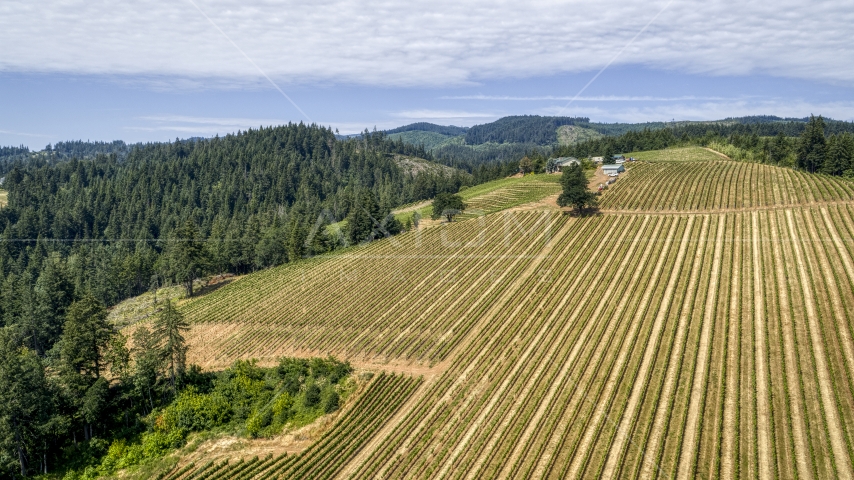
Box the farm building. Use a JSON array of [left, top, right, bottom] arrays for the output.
[[590, 156, 604, 164], [612, 154, 625, 161], [602, 164, 625, 175], [553, 157, 579, 168]]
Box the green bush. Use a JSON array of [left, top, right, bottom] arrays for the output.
[[160, 387, 232, 432], [324, 391, 340, 413], [62, 356, 353, 478], [304, 383, 321, 407]]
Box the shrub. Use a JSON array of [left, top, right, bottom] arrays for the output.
[[304, 383, 322, 407], [324, 391, 340, 413], [160, 388, 232, 432]]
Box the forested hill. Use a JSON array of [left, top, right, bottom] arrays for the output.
[[463, 116, 589, 144], [379, 114, 854, 166], [384, 122, 468, 136], [0, 124, 476, 337], [0, 140, 131, 177]]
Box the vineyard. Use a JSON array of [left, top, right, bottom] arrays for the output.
[[599, 160, 854, 211], [177, 153, 854, 478], [157, 373, 422, 480], [393, 174, 561, 223], [456, 176, 561, 219], [183, 210, 560, 367]]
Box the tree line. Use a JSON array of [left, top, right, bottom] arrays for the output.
[[0, 293, 191, 477], [553, 115, 854, 177], [0, 124, 480, 315]]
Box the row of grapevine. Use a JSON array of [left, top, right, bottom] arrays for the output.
[[182, 210, 564, 368], [456, 179, 562, 220], [341, 207, 854, 479], [276, 373, 422, 479], [599, 160, 854, 211]]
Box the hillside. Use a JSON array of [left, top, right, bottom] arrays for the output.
[[392, 174, 561, 224], [383, 115, 854, 167], [557, 124, 604, 145], [391, 154, 459, 176], [173, 147, 854, 478], [386, 131, 460, 150]]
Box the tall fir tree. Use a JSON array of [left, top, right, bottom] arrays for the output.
[[797, 115, 826, 173], [153, 300, 189, 395]]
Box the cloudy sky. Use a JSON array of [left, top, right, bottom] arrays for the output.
[[1, 0, 853, 147]]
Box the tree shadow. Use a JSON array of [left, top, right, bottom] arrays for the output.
[[562, 206, 602, 217], [193, 274, 239, 297]]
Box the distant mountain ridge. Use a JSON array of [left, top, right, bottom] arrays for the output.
[[382, 114, 854, 148], [384, 122, 469, 136]]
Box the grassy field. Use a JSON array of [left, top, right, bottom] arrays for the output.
[[175, 153, 854, 478], [0, 189, 7, 207], [394, 174, 561, 223], [625, 146, 726, 162]]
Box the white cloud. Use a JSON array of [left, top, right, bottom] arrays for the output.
[[440, 95, 732, 102], [540, 99, 854, 124], [0, 129, 52, 138], [2, 0, 854, 88], [138, 115, 288, 126], [393, 110, 497, 119], [126, 115, 294, 136]]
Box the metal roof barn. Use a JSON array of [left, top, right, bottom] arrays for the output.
[[602, 164, 625, 174]]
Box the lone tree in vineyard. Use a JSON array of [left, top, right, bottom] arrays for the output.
[[557, 164, 597, 215], [431, 193, 466, 222]]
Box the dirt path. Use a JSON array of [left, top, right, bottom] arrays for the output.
[[589, 166, 610, 190], [190, 343, 445, 378], [600, 217, 694, 479], [752, 211, 775, 480], [784, 209, 854, 478], [504, 193, 561, 214], [704, 147, 732, 160], [769, 211, 815, 479], [392, 199, 432, 215], [637, 216, 710, 479], [676, 215, 726, 478]]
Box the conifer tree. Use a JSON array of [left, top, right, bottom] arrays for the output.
[[797, 115, 826, 173], [153, 300, 189, 395], [0, 330, 50, 477], [170, 219, 208, 297], [557, 164, 597, 215]]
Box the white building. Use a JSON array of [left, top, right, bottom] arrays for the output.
[[553, 157, 579, 168], [602, 164, 625, 175]]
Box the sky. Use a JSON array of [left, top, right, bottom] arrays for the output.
[[1, 0, 853, 148]]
